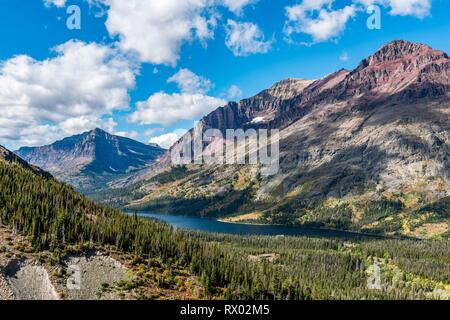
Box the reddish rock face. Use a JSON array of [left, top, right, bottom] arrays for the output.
[[338, 40, 450, 100], [170, 40, 450, 154]]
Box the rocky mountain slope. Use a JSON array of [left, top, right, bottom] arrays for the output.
[[15, 128, 165, 192], [99, 40, 450, 239], [0, 145, 52, 179]]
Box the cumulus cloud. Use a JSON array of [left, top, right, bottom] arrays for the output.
[[59, 116, 117, 136], [43, 0, 268, 64], [168, 69, 213, 94], [0, 40, 135, 149], [225, 20, 272, 56], [97, 0, 217, 65], [131, 68, 225, 126], [222, 0, 257, 15], [283, 0, 431, 45], [148, 129, 188, 149], [388, 0, 431, 17], [144, 127, 165, 137], [91, 0, 257, 66], [284, 1, 357, 44], [129, 92, 226, 126], [355, 0, 431, 18]]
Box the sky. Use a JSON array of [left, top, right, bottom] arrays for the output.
[[0, 0, 449, 150]]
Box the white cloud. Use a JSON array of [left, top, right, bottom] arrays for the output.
[[168, 69, 213, 94], [129, 92, 226, 126], [284, 1, 357, 44], [59, 116, 117, 136], [148, 129, 188, 149], [44, 0, 66, 7], [222, 0, 257, 15], [225, 19, 272, 56], [0, 40, 135, 149], [90, 0, 260, 65], [283, 0, 431, 45], [98, 0, 217, 65], [227, 85, 243, 99], [389, 0, 431, 17], [354, 0, 431, 18], [131, 68, 224, 126]]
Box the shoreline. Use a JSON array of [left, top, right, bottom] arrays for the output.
[[216, 217, 396, 239], [136, 212, 406, 240]]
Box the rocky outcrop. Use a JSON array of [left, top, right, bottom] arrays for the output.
[[336, 40, 450, 101], [200, 78, 314, 131], [3, 259, 59, 300]]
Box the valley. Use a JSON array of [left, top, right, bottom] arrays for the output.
[[1, 40, 450, 301], [0, 142, 449, 300], [85, 41, 450, 240]]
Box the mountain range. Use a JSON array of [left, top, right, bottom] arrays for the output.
[[97, 40, 450, 239], [12, 40, 450, 239], [15, 128, 165, 192]]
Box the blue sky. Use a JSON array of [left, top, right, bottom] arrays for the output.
[[0, 0, 449, 149]]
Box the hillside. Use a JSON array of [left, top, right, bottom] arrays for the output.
[[15, 128, 166, 192], [0, 145, 52, 179], [104, 41, 450, 239], [1, 144, 449, 300]]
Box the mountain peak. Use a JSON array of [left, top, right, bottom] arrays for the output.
[[15, 130, 166, 191], [87, 127, 110, 137], [91, 127, 107, 134], [266, 78, 314, 100], [360, 40, 448, 68], [338, 40, 450, 101]]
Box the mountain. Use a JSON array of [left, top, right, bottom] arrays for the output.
[[169, 41, 449, 142], [15, 128, 166, 192], [101, 40, 450, 239], [0, 145, 52, 179]]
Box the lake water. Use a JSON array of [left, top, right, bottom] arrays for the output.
[[136, 212, 383, 239]]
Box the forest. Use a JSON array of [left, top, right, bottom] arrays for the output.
[[0, 158, 449, 300]]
